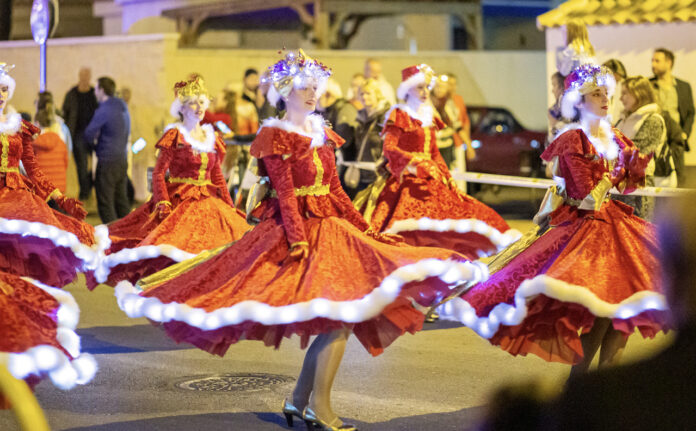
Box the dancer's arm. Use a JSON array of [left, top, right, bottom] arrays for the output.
[[211, 137, 234, 206], [263, 155, 308, 249], [151, 130, 177, 217]]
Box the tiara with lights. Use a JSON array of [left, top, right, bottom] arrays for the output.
[[263, 49, 331, 101], [564, 64, 615, 95]]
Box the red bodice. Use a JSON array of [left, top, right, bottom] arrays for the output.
[[382, 108, 448, 179], [151, 126, 232, 206], [250, 125, 369, 246], [542, 128, 647, 202], [0, 117, 59, 200]]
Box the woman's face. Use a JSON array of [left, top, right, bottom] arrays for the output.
[[351, 76, 365, 96], [0, 84, 9, 112], [579, 87, 609, 118], [285, 80, 319, 114], [181, 95, 207, 122], [359, 86, 378, 110], [432, 80, 449, 99], [406, 82, 429, 104], [620, 87, 638, 114]]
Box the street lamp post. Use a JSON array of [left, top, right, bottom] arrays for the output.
[[30, 0, 50, 92]]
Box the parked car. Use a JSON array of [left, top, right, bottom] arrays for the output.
[[465, 106, 545, 177]]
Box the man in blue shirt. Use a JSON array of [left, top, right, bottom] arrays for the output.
[[83, 76, 131, 223]]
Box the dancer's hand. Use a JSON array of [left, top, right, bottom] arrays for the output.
[[156, 202, 172, 220], [56, 196, 87, 220], [286, 242, 309, 262], [416, 160, 442, 182], [364, 228, 404, 245]]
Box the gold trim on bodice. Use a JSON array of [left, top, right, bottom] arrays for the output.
[[271, 148, 330, 198], [0, 134, 19, 174], [166, 152, 213, 186], [410, 126, 432, 160]]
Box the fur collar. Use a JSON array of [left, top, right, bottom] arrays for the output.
[[384, 103, 434, 128], [260, 114, 327, 148], [0, 112, 22, 134], [557, 119, 619, 161], [174, 123, 216, 153]]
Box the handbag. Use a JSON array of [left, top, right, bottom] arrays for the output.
[[344, 118, 378, 189]]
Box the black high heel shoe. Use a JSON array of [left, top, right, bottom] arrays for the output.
[[282, 398, 304, 427], [302, 406, 358, 431]]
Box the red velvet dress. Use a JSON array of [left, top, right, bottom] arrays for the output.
[[361, 107, 516, 259], [0, 270, 97, 408], [91, 124, 250, 288], [439, 128, 668, 364], [0, 114, 95, 287], [114, 118, 477, 357]]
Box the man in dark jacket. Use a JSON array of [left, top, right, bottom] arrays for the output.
[[83, 76, 131, 223], [650, 48, 695, 187], [62, 67, 99, 200]]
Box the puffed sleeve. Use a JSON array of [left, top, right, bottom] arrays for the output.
[[543, 129, 613, 210], [18, 120, 60, 200], [210, 136, 234, 205], [263, 155, 307, 247], [381, 109, 416, 178], [151, 128, 180, 207]]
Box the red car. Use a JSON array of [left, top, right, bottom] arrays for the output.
[[465, 106, 545, 177]]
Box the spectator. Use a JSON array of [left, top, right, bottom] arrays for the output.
[[316, 77, 358, 151], [364, 58, 396, 104], [431, 74, 474, 168], [614, 76, 665, 219], [603, 58, 627, 124], [345, 72, 366, 110], [547, 72, 568, 142], [83, 76, 131, 223], [444, 73, 472, 148], [341, 78, 390, 197], [241, 68, 261, 111], [62, 67, 98, 201], [650, 47, 695, 187], [33, 92, 69, 196], [556, 18, 595, 76]]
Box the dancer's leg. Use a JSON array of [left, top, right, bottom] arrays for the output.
[[307, 328, 350, 423], [597, 326, 628, 368], [291, 333, 327, 408], [569, 318, 611, 377]]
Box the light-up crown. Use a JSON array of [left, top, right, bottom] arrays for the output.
[[0, 63, 15, 76], [173, 75, 209, 99], [564, 63, 615, 95], [263, 49, 331, 100]]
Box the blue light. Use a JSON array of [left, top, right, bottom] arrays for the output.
[[530, 140, 540, 149], [471, 140, 482, 149]]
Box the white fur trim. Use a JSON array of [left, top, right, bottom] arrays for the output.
[[554, 120, 619, 160], [0, 112, 21, 134], [385, 218, 522, 258], [0, 217, 98, 269], [397, 71, 434, 101], [114, 259, 488, 329], [93, 242, 196, 284], [383, 104, 434, 129], [1, 278, 98, 389], [437, 274, 667, 339], [172, 123, 216, 153], [259, 114, 328, 148]]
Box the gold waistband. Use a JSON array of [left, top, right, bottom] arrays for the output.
[[0, 167, 19, 173], [269, 183, 330, 198], [167, 177, 213, 186]]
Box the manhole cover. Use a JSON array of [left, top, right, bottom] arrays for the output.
[[175, 373, 295, 392]]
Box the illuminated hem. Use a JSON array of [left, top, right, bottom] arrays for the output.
[[1, 279, 97, 390], [384, 217, 522, 258], [437, 274, 668, 339], [94, 242, 196, 284], [114, 259, 489, 330], [0, 217, 97, 267]]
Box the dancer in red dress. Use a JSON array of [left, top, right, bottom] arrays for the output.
[[115, 51, 483, 430], [0, 63, 94, 288], [438, 65, 668, 374], [0, 270, 97, 408], [90, 77, 250, 288], [356, 64, 519, 260]]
